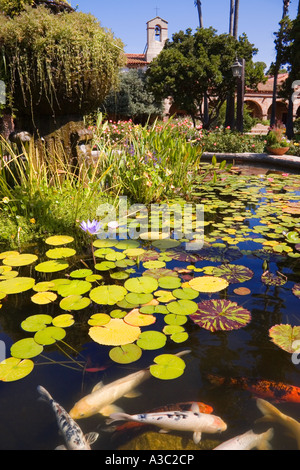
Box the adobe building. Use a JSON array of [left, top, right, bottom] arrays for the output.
[[125, 17, 300, 125]]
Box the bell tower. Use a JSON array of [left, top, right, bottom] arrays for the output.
[[145, 16, 168, 63]]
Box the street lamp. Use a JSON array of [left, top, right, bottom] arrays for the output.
[[231, 58, 245, 132]]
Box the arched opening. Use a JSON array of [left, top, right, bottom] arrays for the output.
[[155, 25, 162, 42], [267, 101, 288, 125], [244, 100, 263, 120]]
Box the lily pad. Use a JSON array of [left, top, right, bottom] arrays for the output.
[[21, 314, 53, 332], [45, 235, 74, 246], [125, 276, 158, 294], [3, 253, 38, 267], [167, 299, 198, 316], [0, 277, 35, 294], [0, 357, 34, 382], [143, 268, 179, 279], [292, 284, 300, 299], [69, 269, 93, 279], [89, 318, 141, 346], [52, 314, 75, 328], [212, 264, 254, 284], [59, 295, 91, 311], [34, 326, 66, 345], [164, 314, 188, 326], [33, 281, 56, 292], [87, 313, 112, 326], [45, 248, 76, 259], [95, 261, 116, 271], [90, 285, 127, 305], [149, 354, 186, 380], [124, 308, 156, 327], [31, 291, 57, 305], [188, 276, 229, 293], [109, 344, 142, 364], [269, 324, 300, 353], [35, 260, 69, 273], [157, 276, 182, 289], [172, 288, 199, 300], [125, 292, 154, 305], [10, 338, 43, 359], [261, 271, 287, 286], [137, 330, 167, 350], [190, 299, 251, 332], [57, 280, 92, 297]]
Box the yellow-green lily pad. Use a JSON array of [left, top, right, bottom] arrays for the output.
[[90, 285, 127, 305], [59, 295, 91, 311], [35, 260, 69, 273], [137, 330, 167, 350], [52, 314, 75, 328], [109, 344, 142, 364], [3, 253, 38, 267], [149, 354, 186, 380], [45, 235, 74, 246], [21, 314, 53, 332], [57, 280, 92, 297], [31, 291, 57, 305], [125, 276, 158, 294], [45, 247, 76, 259], [0, 357, 34, 382], [10, 338, 43, 359], [0, 277, 35, 294], [34, 326, 66, 345]]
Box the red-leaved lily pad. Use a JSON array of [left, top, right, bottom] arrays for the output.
[[190, 299, 251, 332]]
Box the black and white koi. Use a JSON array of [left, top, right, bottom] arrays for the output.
[[108, 402, 227, 444], [37, 385, 99, 450]]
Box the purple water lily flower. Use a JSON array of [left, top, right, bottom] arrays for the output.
[[80, 219, 102, 236]]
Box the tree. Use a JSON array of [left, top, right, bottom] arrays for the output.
[[100, 69, 163, 123], [146, 27, 265, 128], [194, 0, 203, 28], [270, 1, 291, 127]]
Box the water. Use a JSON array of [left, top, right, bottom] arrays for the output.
[[0, 167, 300, 451]]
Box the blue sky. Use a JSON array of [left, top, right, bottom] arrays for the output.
[[74, 0, 299, 69]]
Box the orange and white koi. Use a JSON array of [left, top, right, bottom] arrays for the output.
[[108, 402, 227, 444], [37, 385, 99, 450], [207, 374, 300, 403]]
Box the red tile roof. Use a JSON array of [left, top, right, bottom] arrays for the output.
[[125, 54, 149, 67]]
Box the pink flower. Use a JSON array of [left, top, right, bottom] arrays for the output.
[[282, 173, 289, 177]]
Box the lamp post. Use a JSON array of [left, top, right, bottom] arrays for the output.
[[231, 58, 245, 132]]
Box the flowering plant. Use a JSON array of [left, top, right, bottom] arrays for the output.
[[266, 124, 290, 149]]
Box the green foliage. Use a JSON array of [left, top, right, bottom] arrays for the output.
[[0, 0, 33, 16], [146, 27, 266, 128], [0, 5, 125, 116], [266, 123, 290, 149], [101, 69, 163, 123]]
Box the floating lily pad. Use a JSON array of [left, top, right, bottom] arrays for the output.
[[90, 285, 127, 305], [10, 338, 43, 359], [88, 313, 111, 326], [0, 357, 34, 382], [188, 276, 229, 293], [3, 253, 38, 267], [172, 287, 199, 300], [152, 239, 181, 250], [89, 318, 141, 346], [105, 252, 126, 262], [137, 330, 167, 350], [233, 287, 251, 296], [93, 239, 118, 248], [57, 280, 92, 297], [0, 277, 35, 294], [109, 344, 142, 364], [143, 260, 166, 269], [164, 314, 188, 326], [21, 314, 53, 332], [157, 276, 182, 289], [124, 308, 156, 327], [69, 269, 93, 279], [34, 326, 66, 345], [35, 260, 69, 273], [149, 354, 186, 380], [198, 245, 242, 262], [261, 271, 287, 286], [45, 248, 76, 259], [59, 295, 91, 311], [154, 290, 176, 303], [95, 261, 116, 271], [110, 271, 130, 280], [143, 268, 178, 279], [269, 324, 300, 353], [123, 248, 145, 258], [45, 235, 74, 246], [190, 299, 251, 332], [31, 291, 57, 305], [167, 299, 198, 316], [52, 314, 75, 328], [125, 292, 154, 305], [125, 276, 158, 294], [33, 281, 56, 292], [286, 231, 300, 244], [292, 284, 300, 299], [212, 264, 254, 284]]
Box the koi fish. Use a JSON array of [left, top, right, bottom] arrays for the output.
[[213, 428, 274, 450], [37, 385, 99, 450], [207, 374, 300, 403], [108, 402, 227, 444], [111, 401, 214, 436], [256, 398, 300, 449], [69, 350, 191, 420]]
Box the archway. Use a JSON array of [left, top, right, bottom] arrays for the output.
[[267, 101, 288, 124], [244, 100, 263, 120]]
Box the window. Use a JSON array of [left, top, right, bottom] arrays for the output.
[[155, 25, 161, 41]]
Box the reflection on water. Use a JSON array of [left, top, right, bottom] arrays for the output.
[[0, 169, 300, 450]]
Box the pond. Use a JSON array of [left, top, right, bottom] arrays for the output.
[[0, 168, 300, 451]]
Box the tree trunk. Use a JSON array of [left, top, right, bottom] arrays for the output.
[[270, 1, 290, 127], [229, 0, 234, 35], [195, 1, 203, 28], [233, 0, 240, 39]]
